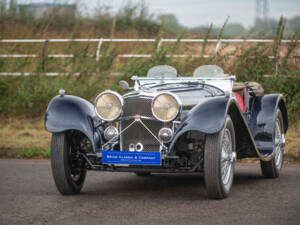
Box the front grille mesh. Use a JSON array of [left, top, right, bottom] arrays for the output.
[[120, 96, 163, 152], [123, 96, 153, 118]]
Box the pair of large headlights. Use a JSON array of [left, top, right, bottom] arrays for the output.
[[94, 90, 181, 122]]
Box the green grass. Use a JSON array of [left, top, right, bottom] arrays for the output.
[[16, 147, 50, 159]]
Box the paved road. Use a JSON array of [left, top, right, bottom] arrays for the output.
[[0, 160, 300, 225]]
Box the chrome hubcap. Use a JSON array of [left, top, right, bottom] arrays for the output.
[[71, 173, 81, 182], [69, 146, 84, 182], [274, 119, 284, 169], [221, 128, 235, 185]]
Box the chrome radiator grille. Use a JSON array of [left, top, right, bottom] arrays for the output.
[[120, 96, 163, 152]]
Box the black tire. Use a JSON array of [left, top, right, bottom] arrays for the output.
[[260, 109, 284, 178], [135, 172, 151, 177], [51, 132, 87, 195], [204, 115, 236, 199]]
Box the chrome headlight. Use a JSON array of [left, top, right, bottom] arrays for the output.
[[95, 90, 123, 121], [152, 92, 181, 122]]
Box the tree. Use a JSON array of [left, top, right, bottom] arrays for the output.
[[157, 13, 185, 33], [288, 16, 300, 34], [223, 23, 246, 37], [0, 0, 6, 17]]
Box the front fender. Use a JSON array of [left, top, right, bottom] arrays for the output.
[[177, 96, 230, 135], [169, 97, 258, 155], [45, 95, 99, 151], [169, 96, 261, 160]]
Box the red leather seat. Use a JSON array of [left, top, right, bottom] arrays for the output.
[[234, 92, 246, 112]]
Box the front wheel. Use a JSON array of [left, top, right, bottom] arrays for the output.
[[51, 132, 87, 195], [260, 109, 285, 178], [204, 115, 236, 199]]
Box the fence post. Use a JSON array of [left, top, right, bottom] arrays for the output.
[[96, 38, 103, 61], [41, 40, 49, 72], [157, 39, 163, 50], [215, 39, 222, 54]]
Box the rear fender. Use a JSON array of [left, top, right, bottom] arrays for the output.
[[250, 94, 288, 156], [45, 95, 100, 152]]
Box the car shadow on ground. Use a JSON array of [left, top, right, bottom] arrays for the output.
[[81, 167, 265, 200]]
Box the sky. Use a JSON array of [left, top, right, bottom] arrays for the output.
[[17, 0, 300, 28]]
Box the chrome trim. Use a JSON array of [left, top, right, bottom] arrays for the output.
[[131, 75, 235, 93], [172, 120, 181, 124], [102, 117, 167, 151], [102, 119, 136, 148], [119, 94, 154, 151], [94, 90, 124, 122], [131, 75, 236, 81], [129, 143, 135, 151], [280, 134, 286, 148], [104, 126, 119, 140], [137, 118, 166, 150], [59, 89, 65, 97], [151, 92, 182, 122], [121, 115, 156, 121], [158, 127, 173, 143], [123, 91, 155, 99], [135, 142, 144, 152]]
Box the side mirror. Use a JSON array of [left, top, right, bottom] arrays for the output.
[[119, 80, 130, 90]]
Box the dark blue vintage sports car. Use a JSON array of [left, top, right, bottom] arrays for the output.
[[45, 65, 288, 199]]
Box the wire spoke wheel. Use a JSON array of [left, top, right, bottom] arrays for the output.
[[204, 115, 236, 199], [221, 128, 234, 186], [260, 109, 285, 178], [274, 118, 283, 169]]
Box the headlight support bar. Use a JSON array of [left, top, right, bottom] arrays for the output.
[[101, 117, 167, 151]]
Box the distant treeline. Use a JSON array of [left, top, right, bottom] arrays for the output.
[[0, 1, 300, 39]]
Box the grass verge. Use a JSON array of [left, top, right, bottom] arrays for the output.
[[16, 147, 50, 159], [0, 117, 51, 158]]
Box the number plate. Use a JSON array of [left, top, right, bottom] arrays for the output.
[[102, 151, 161, 165]]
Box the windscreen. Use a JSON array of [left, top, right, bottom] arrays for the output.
[[193, 65, 225, 77], [147, 65, 177, 78]]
